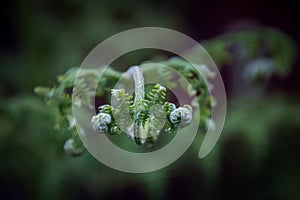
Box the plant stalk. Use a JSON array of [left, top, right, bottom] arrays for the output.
[[127, 66, 147, 145]]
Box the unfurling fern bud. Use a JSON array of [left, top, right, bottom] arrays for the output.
[[64, 138, 84, 157], [91, 113, 112, 134], [169, 105, 193, 129]]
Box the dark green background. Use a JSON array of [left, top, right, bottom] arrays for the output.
[[1, 0, 300, 199]]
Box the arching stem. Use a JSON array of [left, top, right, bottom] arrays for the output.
[[128, 66, 145, 102], [126, 66, 147, 145]]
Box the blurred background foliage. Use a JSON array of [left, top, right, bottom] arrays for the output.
[[1, 0, 300, 199]]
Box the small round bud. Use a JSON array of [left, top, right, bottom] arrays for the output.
[[169, 109, 181, 124], [64, 138, 84, 157], [91, 113, 112, 134], [170, 106, 192, 129], [243, 57, 273, 82]]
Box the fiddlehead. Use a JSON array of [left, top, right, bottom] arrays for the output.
[[92, 65, 194, 146], [34, 61, 205, 153]]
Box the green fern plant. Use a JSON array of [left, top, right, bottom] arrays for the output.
[[34, 27, 297, 156], [35, 57, 213, 155], [91, 66, 194, 146]]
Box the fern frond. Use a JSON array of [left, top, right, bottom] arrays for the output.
[[146, 84, 166, 106]]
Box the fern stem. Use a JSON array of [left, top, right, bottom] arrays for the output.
[[128, 66, 145, 102], [126, 66, 147, 145]]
